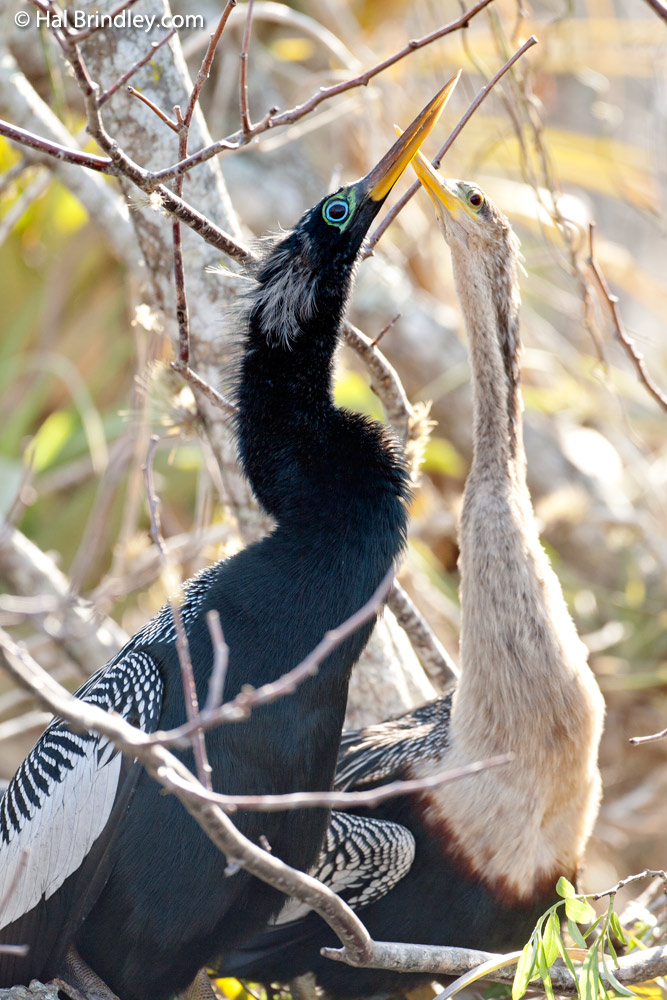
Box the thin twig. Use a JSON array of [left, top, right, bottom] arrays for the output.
[[171, 101, 190, 367], [0, 169, 50, 249], [155, 752, 512, 812], [204, 610, 229, 713], [0, 158, 32, 197], [172, 204, 190, 363], [98, 30, 177, 106], [150, 569, 395, 746], [146, 0, 497, 186], [642, 0, 667, 22], [127, 86, 179, 131], [185, 0, 238, 124], [143, 435, 213, 791], [365, 35, 539, 255], [629, 726, 667, 746], [239, 0, 255, 134], [587, 224, 667, 412], [0, 944, 30, 957], [388, 583, 459, 686], [0, 119, 112, 172], [170, 362, 238, 417], [371, 313, 401, 347], [591, 869, 667, 900]]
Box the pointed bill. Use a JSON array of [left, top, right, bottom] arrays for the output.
[[364, 71, 460, 203], [409, 147, 467, 221]]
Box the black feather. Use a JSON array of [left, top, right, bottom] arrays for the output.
[[0, 173, 409, 1000]]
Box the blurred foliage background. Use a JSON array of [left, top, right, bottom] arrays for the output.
[[1, 0, 666, 951]]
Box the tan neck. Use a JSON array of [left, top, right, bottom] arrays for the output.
[[451, 250, 523, 476], [415, 245, 604, 900]]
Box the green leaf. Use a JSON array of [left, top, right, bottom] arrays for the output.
[[567, 917, 589, 948], [579, 946, 600, 1000], [512, 939, 537, 1000], [542, 912, 561, 968], [537, 941, 555, 1000], [607, 936, 619, 965], [565, 895, 596, 924], [610, 911, 627, 944], [587, 916, 605, 938], [601, 951, 636, 997], [557, 877, 577, 898], [29, 409, 76, 472], [555, 926, 580, 980], [439, 953, 523, 1000]]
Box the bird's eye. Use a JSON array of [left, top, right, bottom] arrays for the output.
[[323, 199, 350, 226], [469, 191, 484, 209]]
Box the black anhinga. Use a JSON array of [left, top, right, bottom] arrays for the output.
[[212, 155, 605, 1000], [0, 81, 457, 1000]]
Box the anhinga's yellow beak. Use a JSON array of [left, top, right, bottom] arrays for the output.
[[364, 71, 460, 203], [409, 147, 469, 221]]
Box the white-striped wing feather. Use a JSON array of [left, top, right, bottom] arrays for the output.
[[274, 811, 415, 925], [335, 696, 452, 790], [0, 651, 163, 929]]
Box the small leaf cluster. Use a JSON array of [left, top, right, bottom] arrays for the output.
[[512, 877, 634, 1000]]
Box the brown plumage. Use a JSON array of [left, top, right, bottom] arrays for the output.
[[412, 158, 605, 902]]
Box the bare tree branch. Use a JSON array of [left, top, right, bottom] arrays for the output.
[[365, 34, 539, 254], [587, 223, 667, 412], [0, 526, 127, 671], [145, 0, 497, 185], [321, 937, 667, 996], [629, 726, 667, 746], [158, 752, 512, 811], [388, 583, 459, 687], [642, 0, 667, 22], [0, 120, 112, 171], [239, 0, 255, 135]]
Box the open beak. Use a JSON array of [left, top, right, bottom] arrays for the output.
[[409, 147, 466, 221], [361, 71, 460, 203]]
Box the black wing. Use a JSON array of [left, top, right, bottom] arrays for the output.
[[0, 650, 163, 984], [274, 810, 415, 924], [215, 811, 415, 980], [335, 694, 453, 790]]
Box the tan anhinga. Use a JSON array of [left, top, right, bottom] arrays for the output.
[[212, 152, 605, 1000]]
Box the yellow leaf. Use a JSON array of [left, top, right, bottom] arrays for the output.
[[28, 410, 76, 472], [212, 979, 241, 998], [270, 37, 317, 62]]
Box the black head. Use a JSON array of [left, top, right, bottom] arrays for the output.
[[248, 76, 459, 350]]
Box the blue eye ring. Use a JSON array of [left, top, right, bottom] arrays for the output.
[[323, 199, 350, 225]]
